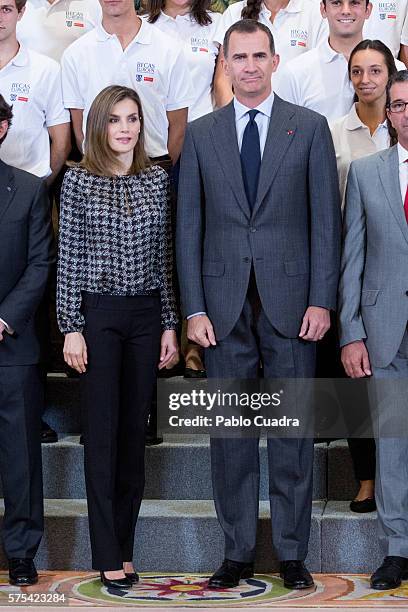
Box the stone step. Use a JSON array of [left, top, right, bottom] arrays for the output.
[[0, 436, 327, 501], [327, 440, 359, 501], [0, 500, 325, 573], [321, 501, 381, 573]]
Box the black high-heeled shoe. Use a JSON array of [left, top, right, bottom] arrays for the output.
[[125, 571, 139, 584], [100, 571, 132, 589]]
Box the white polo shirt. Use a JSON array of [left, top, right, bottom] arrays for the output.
[[61, 19, 194, 157], [0, 44, 70, 177], [150, 11, 220, 121], [213, 0, 328, 73], [330, 103, 390, 207], [363, 0, 408, 59], [275, 38, 405, 121], [17, 0, 102, 62]]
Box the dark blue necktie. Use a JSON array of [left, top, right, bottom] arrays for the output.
[[240, 109, 261, 211]]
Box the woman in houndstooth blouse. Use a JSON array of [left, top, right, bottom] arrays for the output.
[[57, 85, 179, 588]]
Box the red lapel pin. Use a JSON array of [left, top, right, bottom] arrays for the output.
[[287, 129, 294, 136]]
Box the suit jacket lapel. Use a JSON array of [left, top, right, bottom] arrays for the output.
[[252, 96, 296, 218], [210, 102, 251, 219], [378, 146, 408, 247], [0, 160, 16, 223]]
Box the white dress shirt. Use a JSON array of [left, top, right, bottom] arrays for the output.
[[397, 142, 408, 206], [330, 103, 390, 208], [234, 91, 274, 156], [187, 92, 274, 318]]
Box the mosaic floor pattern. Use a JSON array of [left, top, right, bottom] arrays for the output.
[[1, 572, 408, 607]]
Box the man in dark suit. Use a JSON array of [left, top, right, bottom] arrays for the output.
[[177, 20, 341, 589], [0, 95, 54, 585]]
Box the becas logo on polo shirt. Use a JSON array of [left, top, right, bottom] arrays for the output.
[[65, 10, 84, 27], [379, 2, 397, 19], [135, 62, 156, 83], [191, 36, 209, 53], [10, 82, 30, 102], [290, 29, 308, 47]]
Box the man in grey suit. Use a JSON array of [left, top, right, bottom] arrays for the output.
[[339, 70, 408, 590], [177, 19, 341, 589]]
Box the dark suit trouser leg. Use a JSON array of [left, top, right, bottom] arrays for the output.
[[206, 295, 315, 563], [259, 307, 315, 561], [206, 296, 261, 562], [81, 294, 161, 570], [0, 366, 43, 559]]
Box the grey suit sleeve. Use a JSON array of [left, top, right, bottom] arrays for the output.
[[0, 181, 54, 335], [307, 116, 342, 311], [338, 161, 367, 347], [176, 124, 207, 318]]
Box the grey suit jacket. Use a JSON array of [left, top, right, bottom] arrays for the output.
[[177, 96, 341, 341], [0, 159, 54, 366], [338, 145, 408, 368]]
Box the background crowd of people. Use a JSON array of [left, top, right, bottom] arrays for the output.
[[1, 0, 408, 594]]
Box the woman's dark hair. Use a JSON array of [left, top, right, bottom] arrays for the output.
[[79, 85, 151, 177], [147, 0, 212, 27], [241, 0, 262, 21], [348, 39, 398, 146], [0, 95, 13, 146], [348, 39, 397, 82]]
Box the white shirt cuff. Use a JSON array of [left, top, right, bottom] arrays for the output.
[[186, 312, 207, 319], [0, 318, 14, 334]]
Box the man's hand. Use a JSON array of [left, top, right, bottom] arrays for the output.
[[159, 330, 179, 370], [299, 306, 330, 342], [63, 332, 88, 373], [341, 340, 372, 378], [0, 321, 5, 342], [187, 315, 216, 348]]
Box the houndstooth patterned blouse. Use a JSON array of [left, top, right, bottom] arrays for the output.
[[57, 164, 179, 334]]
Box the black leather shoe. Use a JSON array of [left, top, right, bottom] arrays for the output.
[[145, 433, 163, 446], [184, 367, 207, 379], [370, 556, 408, 590], [280, 561, 314, 589], [9, 558, 38, 586], [125, 572, 139, 584], [100, 572, 132, 589], [350, 498, 376, 513], [208, 559, 254, 588], [41, 420, 58, 444]]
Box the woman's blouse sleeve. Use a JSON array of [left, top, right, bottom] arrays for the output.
[[57, 168, 86, 334], [158, 171, 179, 330]]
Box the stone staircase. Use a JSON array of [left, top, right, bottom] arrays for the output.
[[0, 376, 381, 573]]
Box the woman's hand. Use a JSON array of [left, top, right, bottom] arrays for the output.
[[63, 332, 88, 373], [158, 330, 179, 370]]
